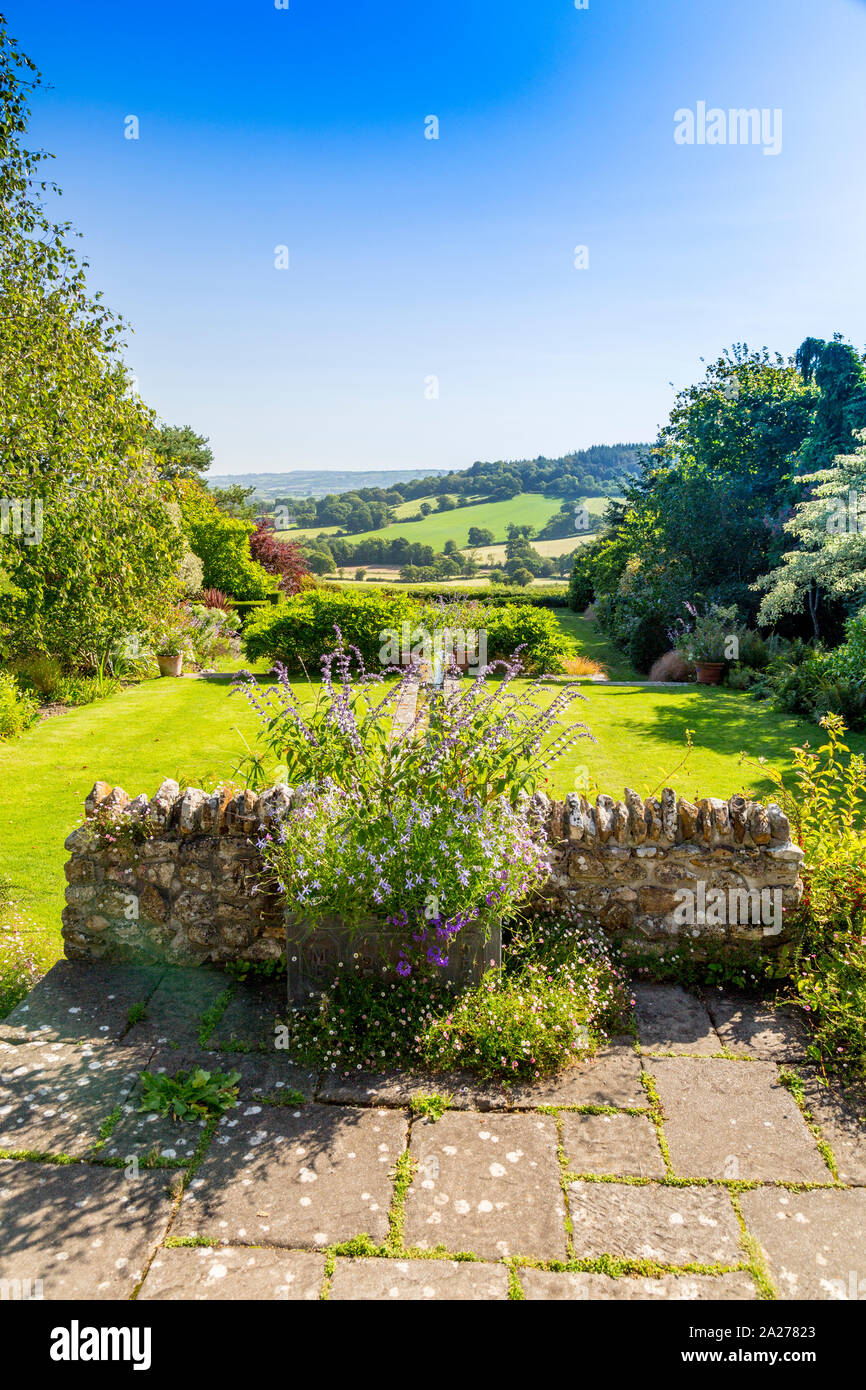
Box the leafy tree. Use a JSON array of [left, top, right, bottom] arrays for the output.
[[467, 526, 494, 546], [209, 484, 258, 519], [178, 484, 275, 601], [306, 549, 336, 576], [149, 423, 213, 481], [755, 435, 866, 634], [752, 338, 866, 636], [568, 543, 599, 611], [795, 336, 866, 471], [0, 18, 183, 664], [504, 525, 553, 579]]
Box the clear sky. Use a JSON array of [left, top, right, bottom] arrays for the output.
[[8, 0, 866, 476]]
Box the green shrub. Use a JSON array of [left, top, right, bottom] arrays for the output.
[[738, 629, 774, 670], [243, 588, 416, 670], [13, 653, 65, 700], [287, 915, 630, 1082], [626, 610, 671, 675], [0, 672, 39, 739], [0, 877, 44, 1018], [243, 588, 569, 676], [751, 637, 866, 730], [479, 602, 568, 674], [422, 917, 632, 1081], [758, 715, 866, 1081], [373, 583, 570, 609], [568, 546, 597, 612], [726, 665, 757, 691], [54, 674, 121, 706], [180, 485, 276, 602]]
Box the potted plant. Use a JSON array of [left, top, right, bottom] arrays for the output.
[[677, 603, 741, 685], [155, 611, 192, 677], [232, 640, 594, 1000], [156, 641, 184, 678]]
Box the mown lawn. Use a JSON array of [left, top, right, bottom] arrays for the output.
[[554, 610, 639, 681], [2, 669, 859, 969]]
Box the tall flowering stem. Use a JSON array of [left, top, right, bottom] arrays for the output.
[[238, 633, 596, 975]]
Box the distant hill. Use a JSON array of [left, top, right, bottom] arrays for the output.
[[209, 445, 648, 516], [207, 468, 452, 500], [256, 443, 648, 534]]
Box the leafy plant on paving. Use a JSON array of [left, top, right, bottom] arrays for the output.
[[423, 914, 632, 1081], [408, 1093, 453, 1122], [137, 1067, 241, 1122]]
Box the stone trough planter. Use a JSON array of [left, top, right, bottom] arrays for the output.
[[285, 911, 500, 1003]]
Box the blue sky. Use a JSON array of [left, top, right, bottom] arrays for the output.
[[9, 0, 866, 476]]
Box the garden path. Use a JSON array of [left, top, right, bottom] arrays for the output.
[[1, 965, 863, 1301]]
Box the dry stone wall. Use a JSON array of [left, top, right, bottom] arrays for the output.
[[61, 779, 804, 966], [536, 789, 804, 950]]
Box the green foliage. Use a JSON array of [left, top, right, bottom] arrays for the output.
[[11, 653, 65, 698], [234, 638, 591, 805], [756, 715, 866, 1079], [12, 650, 128, 707], [422, 917, 632, 1080], [0, 877, 44, 1017], [402, 584, 570, 609], [408, 1093, 452, 1121], [243, 588, 414, 670], [0, 19, 185, 667], [625, 941, 772, 993], [242, 587, 569, 676], [479, 603, 569, 674], [149, 423, 213, 482], [749, 633, 866, 731], [137, 1067, 241, 1122], [208, 484, 258, 519], [675, 603, 743, 665], [503, 524, 555, 581], [0, 672, 38, 739], [509, 566, 534, 587], [568, 544, 598, 612], [178, 483, 276, 601], [53, 673, 122, 707], [583, 347, 822, 667], [756, 436, 866, 633]]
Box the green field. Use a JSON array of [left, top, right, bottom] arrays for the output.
[[280, 492, 566, 549]]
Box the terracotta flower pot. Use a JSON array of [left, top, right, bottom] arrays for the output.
[[157, 653, 184, 678], [695, 661, 724, 685]]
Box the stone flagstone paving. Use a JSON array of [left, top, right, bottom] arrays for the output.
[[0, 962, 864, 1301]]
